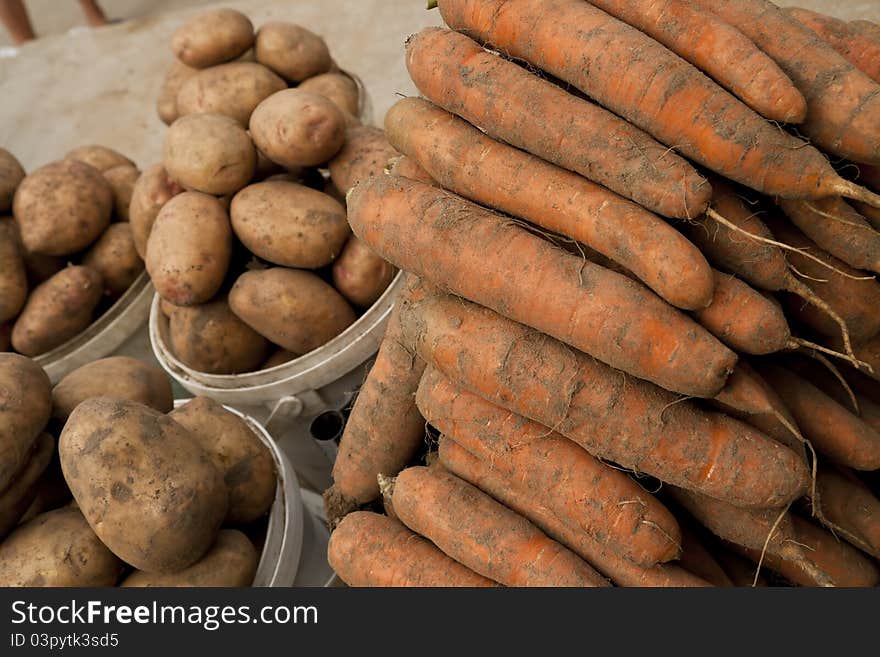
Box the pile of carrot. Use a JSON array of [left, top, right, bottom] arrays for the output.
[[324, 0, 880, 587]]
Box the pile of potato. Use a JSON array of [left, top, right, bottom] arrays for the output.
[[0, 145, 145, 357], [0, 353, 277, 587], [143, 8, 397, 375]]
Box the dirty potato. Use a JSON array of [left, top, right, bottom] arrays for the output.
[[157, 59, 198, 125], [65, 145, 134, 172], [0, 353, 51, 491], [0, 432, 54, 539], [0, 219, 27, 323], [82, 223, 143, 296], [0, 148, 25, 213], [103, 163, 140, 221], [254, 22, 332, 83], [332, 236, 396, 307], [129, 164, 183, 259], [171, 8, 255, 69], [298, 71, 360, 119]]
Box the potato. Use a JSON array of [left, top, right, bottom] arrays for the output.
[[167, 297, 269, 374], [129, 164, 182, 259], [229, 267, 356, 354], [3, 217, 65, 285], [16, 458, 72, 526], [170, 397, 276, 524], [329, 125, 398, 194], [65, 145, 134, 172], [263, 349, 296, 369], [157, 59, 198, 125], [121, 529, 258, 587], [230, 181, 349, 268], [163, 113, 256, 195], [254, 22, 332, 83], [0, 353, 51, 491], [13, 159, 112, 256], [0, 219, 27, 323], [332, 236, 396, 307], [82, 223, 143, 296], [52, 356, 173, 422], [171, 8, 254, 69], [249, 89, 345, 168], [159, 297, 179, 319], [0, 148, 25, 213], [0, 432, 54, 539], [0, 507, 124, 586], [59, 398, 227, 573], [103, 164, 139, 221], [146, 192, 231, 306], [176, 62, 286, 127], [298, 72, 360, 118], [11, 266, 103, 357]]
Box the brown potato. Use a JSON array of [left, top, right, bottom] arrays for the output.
[[17, 460, 73, 526], [157, 59, 198, 125], [0, 148, 25, 213], [262, 348, 296, 369], [146, 192, 231, 306], [65, 145, 134, 172], [229, 267, 356, 354], [298, 72, 360, 118], [164, 113, 256, 195], [59, 398, 227, 573], [176, 62, 286, 127], [159, 297, 179, 319], [167, 297, 269, 374], [11, 266, 103, 357], [3, 217, 66, 284], [231, 181, 349, 268], [329, 125, 398, 194], [121, 529, 258, 587], [171, 8, 254, 69], [0, 219, 27, 323], [103, 163, 139, 221], [0, 433, 54, 539], [249, 89, 345, 168], [52, 356, 173, 422], [254, 22, 332, 83], [0, 353, 51, 491], [332, 236, 396, 307], [129, 164, 183, 259], [82, 223, 143, 296], [170, 397, 276, 524], [0, 507, 124, 586], [13, 159, 112, 256]]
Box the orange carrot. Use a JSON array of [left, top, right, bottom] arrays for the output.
[[713, 547, 769, 587], [815, 467, 880, 559], [438, 0, 880, 206], [677, 524, 734, 587], [692, 0, 880, 166], [328, 125, 399, 194], [785, 6, 880, 83], [416, 366, 681, 566], [327, 511, 495, 587], [384, 97, 715, 310], [398, 289, 808, 507], [385, 155, 435, 185], [848, 334, 880, 382], [348, 175, 737, 397], [392, 466, 609, 587], [404, 27, 709, 219], [585, 0, 806, 121], [756, 362, 880, 471], [438, 437, 711, 587], [323, 274, 426, 526]]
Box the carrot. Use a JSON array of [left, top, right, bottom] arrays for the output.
[[328, 125, 399, 194], [755, 362, 880, 471], [438, 437, 711, 587], [851, 200, 880, 232], [392, 466, 609, 587], [712, 546, 769, 587], [438, 0, 880, 206], [323, 274, 427, 526], [384, 97, 715, 310], [404, 28, 709, 219], [784, 7, 880, 83], [385, 155, 435, 186], [348, 175, 737, 397], [677, 524, 734, 587], [415, 366, 681, 566], [857, 163, 880, 193], [584, 0, 806, 122], [668, 487, 835, 587], [851, 19, 880, 42], [737, 515, 879, 587], [777, 197, 880, 273], [765, 216, 880, 345], [815, 467, 880, 559], [691, 0, 880, 166], [842, 361, 880, 402], [398, 289, 808, 508], [848, 334, 880, 382], [327, 511, 496, 587]]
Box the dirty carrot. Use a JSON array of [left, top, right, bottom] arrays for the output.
[[815, 467, 880, 559], [404, 27, 710, 219], [392, 466, 609, 587], [327, 511, 495, 587], [398, 289, 808, 508], [385, 155, 436, 185], [416, 366, 681, 566], [384, 96, 715, 310], [437, 0, 880, 207], [677, 524, 735, 587]]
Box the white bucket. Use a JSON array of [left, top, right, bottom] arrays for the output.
[[151, 272, 404, 493]]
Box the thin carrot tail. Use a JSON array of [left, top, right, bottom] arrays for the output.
[[835, 178, 880, 210], [785, 276, 860, 370], [788, 336, 874, 378]]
